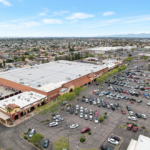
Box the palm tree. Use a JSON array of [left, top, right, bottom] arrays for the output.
[[7, 107, 12, 124]]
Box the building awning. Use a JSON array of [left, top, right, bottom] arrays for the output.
[[0, 111, 10, 120]]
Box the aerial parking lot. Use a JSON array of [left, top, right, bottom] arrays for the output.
[[1, 61, 150, 150]]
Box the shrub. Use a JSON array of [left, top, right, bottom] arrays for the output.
[[77, 99, 79, 101], [98, 117, 104, 123], [104, 115, 107, 119], [126, 122, 129, 125], [104, 112, 107, 115], [80, 137, 85, 143], [141, 126, 145, 129], [24, 136, 28, 140], [52, 114, 55, 116], [88, 131, 91, 135], [82, 96, 85, 98]]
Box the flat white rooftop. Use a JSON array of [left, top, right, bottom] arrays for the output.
[[0, 91, 46, 111], [84, 46, 137, 51], [0, 60, 107, 92], [127, 135, 150, 150]]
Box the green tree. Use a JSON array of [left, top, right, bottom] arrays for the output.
[[53, 136, 69, 150], [6, 107, 12, 123], [96, 78, 104, 89], [74, 87, 82, 98], [24, 52, 29, 55], [3, 60, 5, 67], [66, 92, 75, 101], [28, 55, 34, 60], [21, 55, 25, 61], [44, 52, 48, 57], [42, 59, 45, 64], [29, 133, 44, 144], [0, 63, 2, 68]]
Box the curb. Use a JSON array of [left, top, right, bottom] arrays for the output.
[[99, 115, 109, 126], [20, 134, 44, 150]]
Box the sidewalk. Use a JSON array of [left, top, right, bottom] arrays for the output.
[[4, 111, 35, 127]]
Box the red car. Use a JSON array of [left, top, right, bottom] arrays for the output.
[[122, 90, 126, 93], [126, 91, 129, 94], [130, 100, 134, 104], [133, 126, 138, 132], [81, 127, 90, 133], [95, 110, 98, 117], [145, 87, 150, 89], [127, 124, 133, 130], [121, 109, 126, 114]]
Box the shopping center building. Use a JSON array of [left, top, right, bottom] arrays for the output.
[[0, 60, 121, 124]]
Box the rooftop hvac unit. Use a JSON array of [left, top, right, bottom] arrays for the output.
[[27, 99, 30, 102], [3, 103, 6, 106], [79, 74, 81, 76], [18, 96, 20, 99]]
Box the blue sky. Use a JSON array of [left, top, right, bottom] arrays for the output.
[[0, 0, 150, 37]]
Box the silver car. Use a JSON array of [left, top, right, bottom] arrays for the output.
[[80, 113, 83, 118], [89, 115, 93, 121], [49, 122, 58, 127], [84, 114, 88, 120], [85, 108, 88, 114], [141, 114, 146, 119]]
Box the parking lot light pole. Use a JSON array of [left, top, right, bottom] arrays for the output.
[[67, 131, 69, 150]]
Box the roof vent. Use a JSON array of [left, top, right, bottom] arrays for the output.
[[27, 99, 30, 102], [3, 103, 6, 106], [12, 99, 15, 101], [79, 74, 81, 76]]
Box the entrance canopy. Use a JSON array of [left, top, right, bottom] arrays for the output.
[[0, 111, 10, 120]]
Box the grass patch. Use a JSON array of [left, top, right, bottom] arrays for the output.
[[118, 124, 127, 130]]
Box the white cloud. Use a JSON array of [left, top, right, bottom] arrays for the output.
[[66, 13, 94, 20], [0, 0, 11, 6], [43, 19, 62, 24], [103, 11, 115, 16], [39, 13, 46, 16], [39, 8, 49, 16], [0, 21, 41, 29], [53, 11, 69, 16]]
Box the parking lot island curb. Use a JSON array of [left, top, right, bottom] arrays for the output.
[[20, 134, 45, 150]]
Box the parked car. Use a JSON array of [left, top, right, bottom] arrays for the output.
[[95, 117, 99, 123], [127, 124, 133, 130], [135, 113, 141, 118], [128, 116, 137, 121], [147, 102, 150, 106], [137, 100, 142, 103], [110, 135, 120, 141], [89, 115, 93, 121], [129, 111, 134, 116], [75, 110, 78, 115], [84, 108, 88, 114], [49, 122, 58, 127], [80, 113, 83, 118], [101, 145, 111, 150], [121, 109, 126, 114], [29, 129, 36, 138], [111, 105, 115, 111], [81, 127, 90, 133], [126, 105, 131, 111], [133, 126, 138, 132], [76, 105, 79, 110], [141, 114, 146, 119], [55, 117, 63, 122], [43, 139, 49, 148], [70, 108, 74, 114], [95, 110, 98, 117], [70, 124, 78, 129], [108, 138, 119, 145], [80, 107, 83, 112], [115, 103, 119, 107], [84, 114, 88, 120], [89, 109, 93, 115]]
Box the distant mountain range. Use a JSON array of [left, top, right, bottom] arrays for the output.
[[98, 33, 150, 38]]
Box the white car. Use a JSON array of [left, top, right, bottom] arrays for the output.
[[128, 116, 137, 121], [106, 95, 110, 98], [147, 102, 150, 106], [76, 105, 79, 110], [70, 124, 78, 129], [109, 102, 113, 106], [80, 113, 83, 118], [55, 117, 64, 122], [80, 107, 83, 112], [99, 94, 104, 97], [141, 114, 146, 119], [95, 117, 99, 123], [129, 111, 134, 116], [49, 122, 58, 127], [53, 115, 61, 120], [108, 138, 119, 145]]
